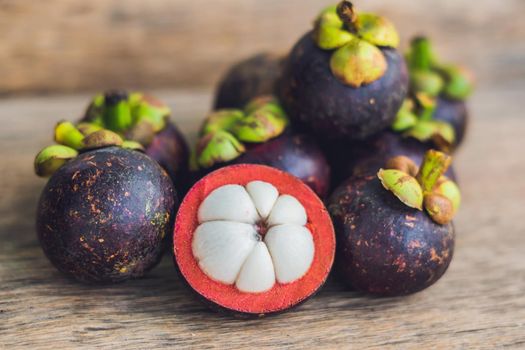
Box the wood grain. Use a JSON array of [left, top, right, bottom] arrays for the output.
[[1, 84, 525, 349], [1, 0, 525, 94]]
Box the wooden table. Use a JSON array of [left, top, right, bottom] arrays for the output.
[[1, 87, 524, 349]]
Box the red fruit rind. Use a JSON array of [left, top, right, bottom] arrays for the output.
[[173, 164, 335, 314]]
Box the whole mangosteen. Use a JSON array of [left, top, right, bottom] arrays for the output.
[[214, 53, 285, 109], [34, 129, 176, 283], [329, 150, 460, 295], [190, 96, 331, 198], [80, 90, 189, 191], [277, 1, 408, 141], [392, 37, 474, 148]]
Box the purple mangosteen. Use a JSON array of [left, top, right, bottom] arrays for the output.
[[190, 96, 331, 198], [277, 1, 408, 141], [34, 129, 176, 283], [329, 150, 460, 295], [214, 53, 285, 110]]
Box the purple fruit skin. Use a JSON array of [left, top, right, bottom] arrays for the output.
[[326, 131, 457, 188], [433, 97, 468, 148], [214, 53, 284, 109], [192, 131, 331, 198], [278, 31, 409, 141], [36, 147, 176, 283], [328, 174, 455, 296], [145, 122, 189, 192]]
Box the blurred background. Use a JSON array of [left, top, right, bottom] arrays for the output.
[[1, 0, 524, 96]]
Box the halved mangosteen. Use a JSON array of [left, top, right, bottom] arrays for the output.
[[328, 150, 460, 295], [278, 1, 408, 140], [34, 128, 176, 283], [214, 53, 285, 109], [173, 164, 335, 316], [80, 90, 189, 191], [190, 96, 331, 198]]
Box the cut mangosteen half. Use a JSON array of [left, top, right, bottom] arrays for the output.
[[174, 164, 335, 316]]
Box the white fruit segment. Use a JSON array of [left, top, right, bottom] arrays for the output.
[[235, 242, 276, 293], [193, 181, 314, 293], [267, 195, 307, 226], [192, 221, 258, 284], [198, 184, 259, 224], [246, 181, 279, 219], [265, 224, 315, 284]]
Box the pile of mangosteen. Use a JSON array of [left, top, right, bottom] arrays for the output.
[[33, 1, 473, 317]]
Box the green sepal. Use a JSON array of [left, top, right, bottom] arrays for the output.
[[54, 121, 85, 150], [356, 13, 399, 48], [131, 94, 170, 132], [201, 109, 244, 135], [392, 99, 418, 132], [195, 130, 246, 169], [410, 70, 445, 97], [314, 24, 355, 50], [439, 65, 474, 100], [330, 38, 387, 87], [34, 145, 78, 177], [316, 5, 343, 28], [82, 129, 124, 150], [231, 106, 288, 143], [76, 122, 103, 136], [377, 168, 424, 210], [436, 177, 461, 214], [125, 119, 156, 146], [122, 140, 145, 151], [404, 120, 456, 148]]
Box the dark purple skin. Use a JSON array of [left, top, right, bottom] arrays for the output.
[[328, 174, 455, 296], [433, 97, 468, 148], [192, 131, 331, 198], [36, 147, 176, 283], [145, 122, 190, 192], [214, 53, 284, 110], [278, 31, 409, 141], [325, 131, 457, 187]]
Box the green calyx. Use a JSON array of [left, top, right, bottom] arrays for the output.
[[313, 1, 399, 87], [378, 149, 460, 225], [83, 90, 171, 145], [192, 96, 288, 170], [34, 145, 79, 177], [406, 36, 474, 101], [392, 95, 456, 150]]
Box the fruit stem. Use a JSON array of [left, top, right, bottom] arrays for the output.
[[409, 36, 435, 71], [416, 149, 451, 193], [103, 91, 133, 132], [336, 1, 359, 35]]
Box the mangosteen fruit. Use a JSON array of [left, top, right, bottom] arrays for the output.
[[277, 1, 408, 140], [392, 37, 474, 149], [173, 164, 335, 316], [80, 90, 189, 190], [214, 53, 285, 109], [34, 129, 176, 283], [328, 150, 460, 295], [190, 96, 331, 198]]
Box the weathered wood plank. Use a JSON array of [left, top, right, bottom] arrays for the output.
[[1, 0, 524, 94], [1, 86, 525, 349]]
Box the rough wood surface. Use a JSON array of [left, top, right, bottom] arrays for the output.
[[1, 85, 525, 349], [1, 0, 524, 94]]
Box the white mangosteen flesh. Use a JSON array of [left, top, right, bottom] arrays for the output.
[[192, 181, 315, 293]]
